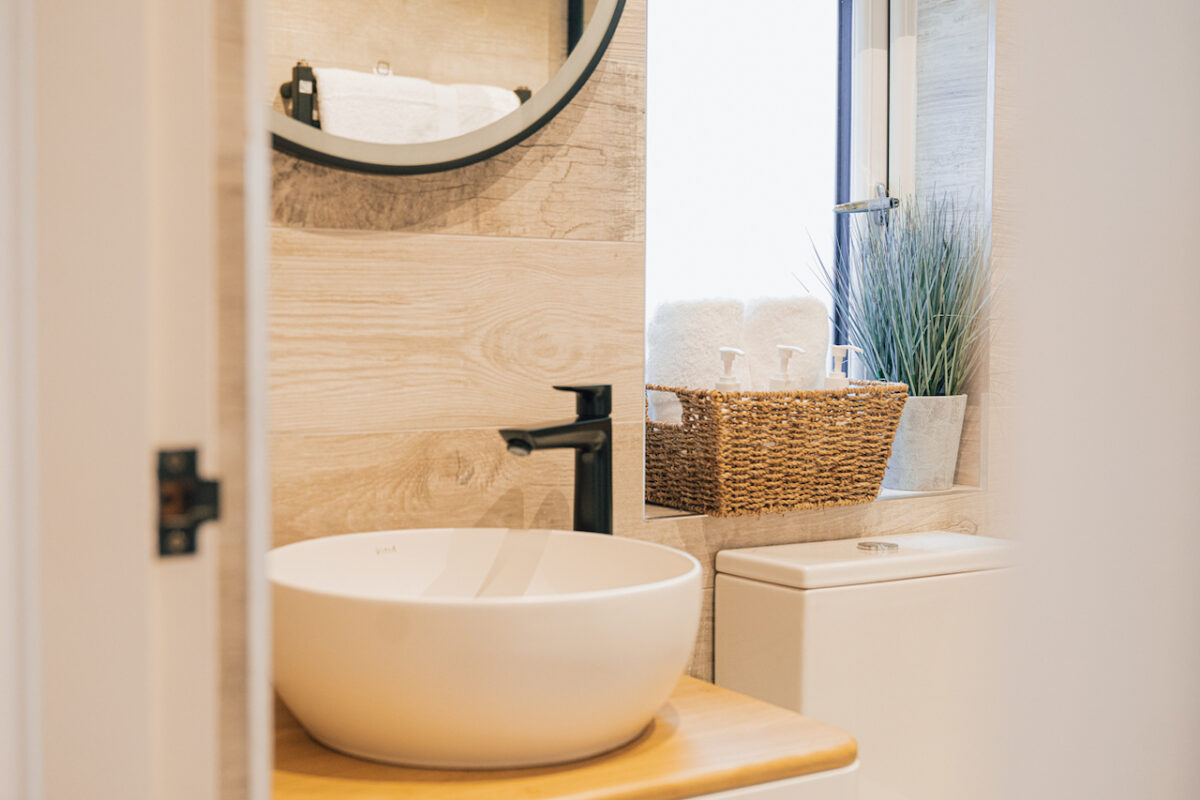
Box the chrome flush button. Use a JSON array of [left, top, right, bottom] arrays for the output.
[[857, 541, 899, 552]]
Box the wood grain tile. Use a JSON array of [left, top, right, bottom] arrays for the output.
[[269, 419, 724, 678], [269, 228, 645, 434], [954, 401, 983, 487], [269, 1, 644, 241], [267, 0, 566, 112], [600, 0, 645, 68], [271, 428, 576, 546], [914, 0, 991, 205], [635, 490, 987, 591], [981, 277, 1018, 410], [216, 0, 249, 795], [620, 421, 985, 594], [982, 403, 1018, 538], [273, 405, 984, 680], [265, 0, 995, 699], [690, 586, 715, 681]]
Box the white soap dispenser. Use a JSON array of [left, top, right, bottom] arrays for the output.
[[769, 345, 806, 390], [825, 344, 863, 391], [716, 347, 745, 392]]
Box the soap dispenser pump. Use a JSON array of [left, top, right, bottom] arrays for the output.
[[826, 344, 863, 391], [716, 347, 745, 392], [769, 345, 806, 391]]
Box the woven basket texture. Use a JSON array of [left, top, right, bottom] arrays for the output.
[[645, 381, 908, 517]]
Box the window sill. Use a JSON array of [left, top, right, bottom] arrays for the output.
[[644, 484, 982, 522]]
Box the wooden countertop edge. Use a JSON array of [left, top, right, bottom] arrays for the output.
[[273, 738, 857, 800], [273, 677, 858, 800], [585, 746, 859, 800]]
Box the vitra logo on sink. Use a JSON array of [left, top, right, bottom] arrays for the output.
[[375, 545, 397, 556]]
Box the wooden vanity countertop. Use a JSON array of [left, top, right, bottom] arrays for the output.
[[273, 676, 857, 800]]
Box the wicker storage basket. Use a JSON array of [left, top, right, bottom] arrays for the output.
[[645, 381, 908, 517]]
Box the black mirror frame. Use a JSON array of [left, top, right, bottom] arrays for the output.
[[270, 0, 626, 175]]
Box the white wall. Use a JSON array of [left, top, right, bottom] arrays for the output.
[[33, 0, 156, 793], [645, 1, 839, 317], [29, 0, 222, 797], [1, 0, 37, 796], [146, 0, 219, 794], [0, 0, 15, 779], [995, 0, 1200, 797]]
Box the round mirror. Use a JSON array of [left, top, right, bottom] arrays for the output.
[[269, 0, 625, 174]]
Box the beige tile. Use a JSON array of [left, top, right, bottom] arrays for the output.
[[632, 489, 988, 589], [269, 3, 645, 242], [264, 0, 996, 719], [216, 0, 249, 794], [982, 278, 1021, 410], [270, 229, 645, 434], [954, 401, 984, 487], [689, 586, 715, 681], [267, 0, 570, 111], [271, 428, 577, 547], [982, 403, 1020, 537]]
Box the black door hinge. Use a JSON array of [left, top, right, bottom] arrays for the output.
[[157, 448, 220, 557]]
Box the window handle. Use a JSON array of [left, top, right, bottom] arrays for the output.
[[833, 183, 897, 224], [832, 197, 897, 213]]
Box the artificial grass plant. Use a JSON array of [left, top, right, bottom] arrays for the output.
[[817, 195, 992, 397]]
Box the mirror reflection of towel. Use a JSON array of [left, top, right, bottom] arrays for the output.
[[646, 300, 747, 422], [312, 67, 521, 145], [743, 297, 830, 391]]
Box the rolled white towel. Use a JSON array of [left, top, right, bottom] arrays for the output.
[[743, 296, 830, 391], [448, 83, 521, 137], [314, 68, 440, 144], [313, 68, 519, 145], [646, 300, 747, 422]]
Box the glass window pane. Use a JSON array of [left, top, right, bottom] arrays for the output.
[[645, 1, 840, 319]]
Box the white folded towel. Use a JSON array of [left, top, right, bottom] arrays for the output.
[[314, 68, 438, 144], [313, 67, 520, 145], [646, 300, 747, 422], [743, 297, 830, 391], [448, 82, 522, 138]]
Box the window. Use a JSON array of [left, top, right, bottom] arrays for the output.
[[647, 0, 993, 346], [645, 1, 843, 322]]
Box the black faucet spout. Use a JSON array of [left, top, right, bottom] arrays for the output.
[[498, 385, 613, 535], [499, 419, 607, 454]]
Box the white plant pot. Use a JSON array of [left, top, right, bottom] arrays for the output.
[[882, 394, 967, 491]]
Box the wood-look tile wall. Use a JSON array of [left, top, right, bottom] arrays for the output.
[[268, 0, 988, 680], [914, 0, 994, 490], [267, 0, 568, 113], [915, 0, 992, 206], [217, 0, 250, 795]]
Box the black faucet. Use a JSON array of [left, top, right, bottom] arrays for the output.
[[499, 385, 613, 535]]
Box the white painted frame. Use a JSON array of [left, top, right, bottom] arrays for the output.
[[1, 0, 40, 795], [851, 0, 891, 202], [850, 0, 921, 201], [3, 0, 272, 796], [22, 0, 163, 789], [888, 0, 918, 195], [883, 0, 998, 208], [245, 0, 274, 794]]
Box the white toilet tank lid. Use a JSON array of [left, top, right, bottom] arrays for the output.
[[715, 531, 1016, 589]]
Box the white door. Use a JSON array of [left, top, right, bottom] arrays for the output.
[[1, 0, 267, 798], [2, 4, 32, 797]]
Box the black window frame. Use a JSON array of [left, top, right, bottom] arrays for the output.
[[833, 0, 855, 347]]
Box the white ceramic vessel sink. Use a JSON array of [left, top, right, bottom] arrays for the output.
[[269, 528, 702, 769]]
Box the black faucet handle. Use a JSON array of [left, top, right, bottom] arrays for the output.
[[553, 384, 612, 420]]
